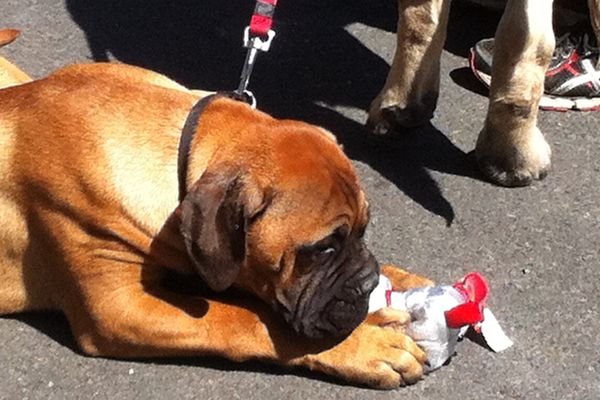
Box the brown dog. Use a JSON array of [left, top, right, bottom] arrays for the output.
[[0, 30, 432, 388]]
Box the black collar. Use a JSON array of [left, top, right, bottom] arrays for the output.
[[177, 92, 251, 202]]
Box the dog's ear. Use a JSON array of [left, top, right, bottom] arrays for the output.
[[0, 29, 20, 47], [179, 164, 271, 292]]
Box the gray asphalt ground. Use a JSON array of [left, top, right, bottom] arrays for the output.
[[1, 1, 599, 399]]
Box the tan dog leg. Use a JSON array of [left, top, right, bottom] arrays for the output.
[[63, 258, 426, 389], [368, 0, 451, 133], [381, 264, 434, 291], [588, 0, 600, 68], [475, 0, 554, 186]]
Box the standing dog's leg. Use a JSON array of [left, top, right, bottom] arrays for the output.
[[476, 0, 554, 186], [588, 0, 600, 68], [368, 0, 451, 133]]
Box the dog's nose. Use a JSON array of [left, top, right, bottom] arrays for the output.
[[361, 269, 380, 295], [344, 255, 378, 297], [359, 249, 380, 294]]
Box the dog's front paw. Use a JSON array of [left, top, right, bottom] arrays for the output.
[[300, 323, 427, 389], [367, 93, 437, 135], [381, 265, 434, 291], [476, 124, 551, 187], [365, 307, 411, 330]]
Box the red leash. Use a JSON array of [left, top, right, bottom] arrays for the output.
[[234, 0, 279, 107], [249, 0, 278, 37]]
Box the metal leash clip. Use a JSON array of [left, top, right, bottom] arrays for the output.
[[234, 27, 276, 108]]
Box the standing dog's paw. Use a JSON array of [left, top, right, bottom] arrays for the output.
[[367, 93, 437, 135], [300, 323, 427, 389], [476, 125, 552, 187], [367, 105, 433, 135]]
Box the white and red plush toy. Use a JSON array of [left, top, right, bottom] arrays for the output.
[[369, 272, 513, 371]]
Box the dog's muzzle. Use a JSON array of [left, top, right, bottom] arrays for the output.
[[278, 244, 380, 339]]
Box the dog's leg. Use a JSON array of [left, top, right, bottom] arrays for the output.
[[475, 0, 554, 186], [63, 260, 426, 388], [368, 0, 451, 133], [588, 0, 600, 68], [380, 264, 434, 291]]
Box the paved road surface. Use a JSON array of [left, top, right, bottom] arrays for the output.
[[1, 1, 599, 399]]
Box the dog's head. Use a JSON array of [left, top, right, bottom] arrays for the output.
[[179, 100, 379, 339]]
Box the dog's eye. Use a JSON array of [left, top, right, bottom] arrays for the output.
[[299, 224, 348, 260], [299, 240, 337, 260], [308, 240, 336, 255], [317, 246, 336, 256], [309, 245, 336, 265]]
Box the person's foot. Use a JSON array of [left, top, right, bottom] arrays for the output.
[[471, 32, 600, 111]]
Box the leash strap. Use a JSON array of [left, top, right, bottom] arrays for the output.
[[249, 0, 278, 37], [179, 2, 281, 200], [234, 0, 278, 105]]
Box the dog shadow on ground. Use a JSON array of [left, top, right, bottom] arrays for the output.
[[62, 0, 512, 226]]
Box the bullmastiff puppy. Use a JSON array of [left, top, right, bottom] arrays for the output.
[[0, 30, 432, 389]]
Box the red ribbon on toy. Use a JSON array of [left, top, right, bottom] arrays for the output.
[[445, 272, 489, 329]]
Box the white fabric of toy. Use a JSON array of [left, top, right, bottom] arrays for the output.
[[368, 272, 513, 371]]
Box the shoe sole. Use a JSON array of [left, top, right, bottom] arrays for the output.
[[469, 48, 600, 112]]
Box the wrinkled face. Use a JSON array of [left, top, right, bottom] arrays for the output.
[[238, 129, 381, 339], [180, 111, 380, 340], [239, 197, 380, 339], [276, 224, 379, 339]]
